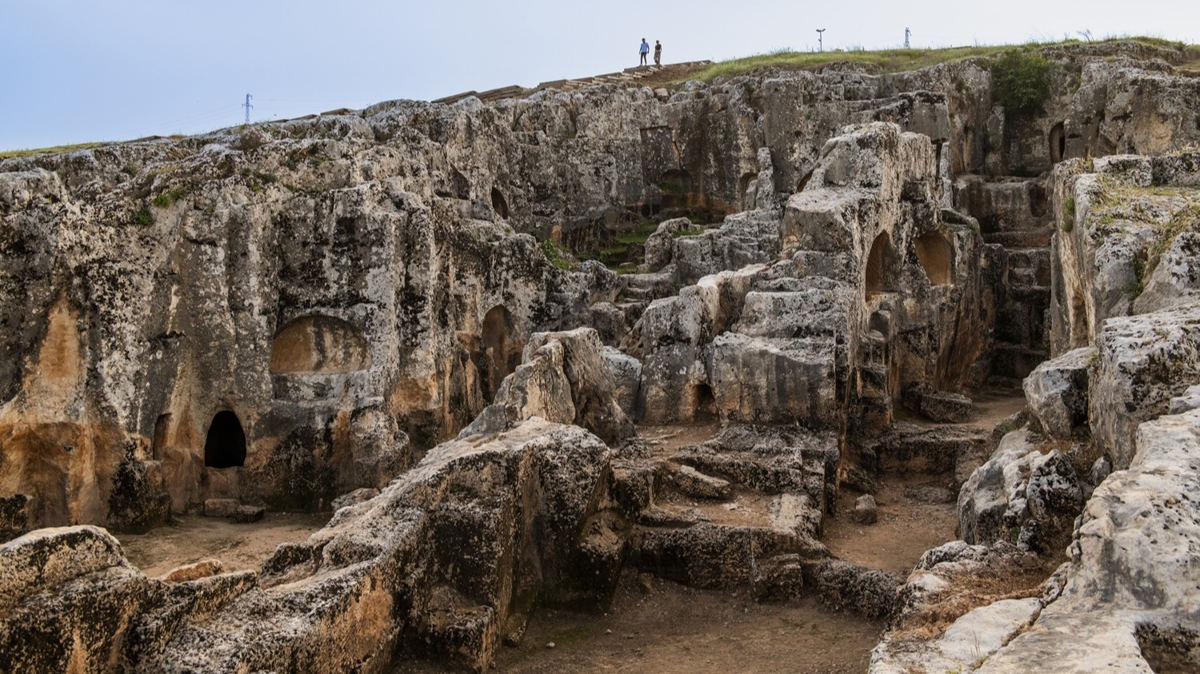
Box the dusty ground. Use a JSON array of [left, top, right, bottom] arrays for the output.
[[396, 571, 884, 674], [115, 512, 330, 577], [823, 474, 959, 575]]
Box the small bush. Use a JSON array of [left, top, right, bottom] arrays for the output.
[[990, 50, 1053, 115], [1061, 196, 1076, 232], [131, 205, 155, 226], [539, 239, 573, 270], [152, 187, 187, 208]]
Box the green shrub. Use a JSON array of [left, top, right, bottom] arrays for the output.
[[152, 187, 187, 208], [990, 50, 1053, 115], [539, 239, 573, 270], [1061, 196, 1076, 232], [131, 205, 155, 226]]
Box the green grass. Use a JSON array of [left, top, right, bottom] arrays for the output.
[[0, 142, 111, 160], [152, 187, 187, 208], [539, 239, 574, 270], [683, 37, 1196, 83], [1061, 197, 1076, 232]]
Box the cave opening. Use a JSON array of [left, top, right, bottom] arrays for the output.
[[491, 187, 510, 219], [204, 411, 247, 469], [1049, 123, 1066, 164], [481, 306, 521, 403]]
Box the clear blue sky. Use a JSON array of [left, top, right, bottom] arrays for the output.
[[1, 0, 1193, 151]]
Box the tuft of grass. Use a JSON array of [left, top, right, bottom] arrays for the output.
[[131, 205, 155, 226], [152, 187, 187, 209], [0, 141, 111, 160]]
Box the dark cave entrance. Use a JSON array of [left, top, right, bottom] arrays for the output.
[[1049, 123, 1066, 164], [491, 187, 510, 219], [204, 411, 247, 469]]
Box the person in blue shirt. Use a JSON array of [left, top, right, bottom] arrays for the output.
[[639, 38, 650, 66]]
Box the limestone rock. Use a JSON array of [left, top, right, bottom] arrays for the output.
[[1168, 383, 1200, 415], [1022, 346, 1095, 439], [464, 328, 634, 445], [601, 346, 642, 417], [851, 494, 879, 524], [230, 505, 265, 523], [1088, 302, 1200, 469], [203, 499, 240, 518], [1133, 231, 1200, 315], [642, 217, 692, 269], [331, 487, 380, 511], [163, 560, 225, 583], [919, 390, 973, 423], [669, 465, 732, 500], [1018, 449, 1083, 554]]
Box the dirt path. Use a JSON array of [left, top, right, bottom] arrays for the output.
[[823, 474, 959, 574], [115, 512, 330, 577]]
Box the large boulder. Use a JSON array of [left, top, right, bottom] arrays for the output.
[[463, 328, 634, 445], [1023, 346, 1095, 439], [958, 429, 1083, 553]]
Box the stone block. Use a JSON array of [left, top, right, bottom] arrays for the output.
[[1023, 346, 1095, 439]]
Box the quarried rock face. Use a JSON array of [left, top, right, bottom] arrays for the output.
[[0, 420, 617, 673], [1089, 303, 1200, 469]]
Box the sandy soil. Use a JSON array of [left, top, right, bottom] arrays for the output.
[[396, 571, 884, 674], [823, 475, 959, 574], [115, 512, 330, 577]]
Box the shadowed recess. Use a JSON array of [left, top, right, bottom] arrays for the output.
[[204, 411, 246, 469]]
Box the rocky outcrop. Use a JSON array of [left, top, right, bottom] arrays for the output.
[[460, 327, 634, 445], [1089, 303, 1200, 469], [957, 428, 1084, 554]]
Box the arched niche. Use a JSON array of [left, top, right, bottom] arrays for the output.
[[914, 232, 953, 286], [204, 411, 246, 469], [1049, 123, 1066, 164], [269, 315, 371, 374], [480, 306, 523, 403], [658, 169, 693, 195], [865, 233, 898, 297], [491, 187, 510, 219]]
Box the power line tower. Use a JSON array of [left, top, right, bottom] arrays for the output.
[[242, 94, 253, 124], [816, 28, 826, 52], [905, 28, 911, 49]]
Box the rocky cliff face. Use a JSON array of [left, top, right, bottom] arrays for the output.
[[3, 40, 1200, 674]]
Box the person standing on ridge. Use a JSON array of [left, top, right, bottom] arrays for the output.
[[639, 38, 650, 66], [654, 40, 662, 66]]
